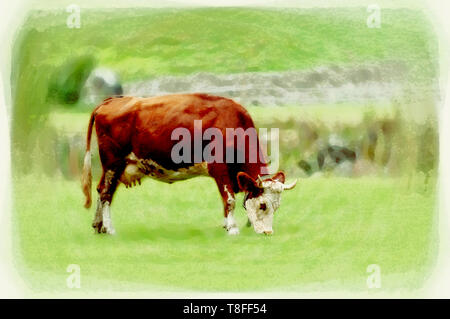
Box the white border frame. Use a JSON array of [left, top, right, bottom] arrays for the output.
[[1, 0, 449, 298]]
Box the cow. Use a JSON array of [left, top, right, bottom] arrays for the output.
[[81, 93, 297, 236]]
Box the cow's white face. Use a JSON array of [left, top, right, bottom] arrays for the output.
[[244, 180, 282, 234], [237, 171, 297, 235]]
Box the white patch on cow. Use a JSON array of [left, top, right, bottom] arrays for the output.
[[224, 185, 235, 208], [224, 214, 239, 235], [120, 152, 209, 187], [223, 185, 239, 235], [227, 226, 240, 235], [101, 201, 115, 235], [244, 180, 284, 234]]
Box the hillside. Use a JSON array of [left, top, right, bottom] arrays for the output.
[[14, 7, 437, 83]]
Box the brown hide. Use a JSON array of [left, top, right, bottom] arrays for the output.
[[90, 94, 268, 194]]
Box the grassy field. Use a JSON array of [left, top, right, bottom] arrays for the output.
[[15, 7, 436, 82], [13, 173, 437, 292]]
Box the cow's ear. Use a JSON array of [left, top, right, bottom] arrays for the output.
[[272, 171, 286, 184], [237, 172, 260, 193]]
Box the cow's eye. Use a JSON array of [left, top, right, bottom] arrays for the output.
[[259, 203, 267, 211]]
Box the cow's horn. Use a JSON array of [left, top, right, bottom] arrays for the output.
[[257, 175, 263, 186], [282, 179, 297, 190]]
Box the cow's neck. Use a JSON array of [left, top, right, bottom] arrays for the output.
[[237, 162, 270, 185]]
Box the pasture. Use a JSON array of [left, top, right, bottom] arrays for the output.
[[14, 171, 436, 292]]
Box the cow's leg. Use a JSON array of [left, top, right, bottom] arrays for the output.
[[222, 185, 239, 235], [94, 169, 120, 234], [209, 164, 239, 235], [92, 197, 103, 231], [92, 171, 107, 231], [92, 133, 126, 234], [93, 168, 121, 234]]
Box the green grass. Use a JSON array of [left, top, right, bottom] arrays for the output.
[[16, 7, 436, 82], [13, 173, 437, 292]]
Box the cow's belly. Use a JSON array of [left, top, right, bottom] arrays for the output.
[[119, 152, 209, 187]]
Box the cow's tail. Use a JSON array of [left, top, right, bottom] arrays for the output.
[[81, 109, 96, 209]]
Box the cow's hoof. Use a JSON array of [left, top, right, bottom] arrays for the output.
[[227, 227, 240, 235], [92, 221, 115, 235], [92, 221, 103, 234], [100, 225, 116, 235]]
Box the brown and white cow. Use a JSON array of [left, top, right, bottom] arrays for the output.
[[81, 93, 296, 235]]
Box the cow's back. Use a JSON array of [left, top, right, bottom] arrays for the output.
[[94, 94, 257, 171], [133, 93, 255, 131]]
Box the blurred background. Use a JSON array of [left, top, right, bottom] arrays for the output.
[[11, 7, 439, 182]]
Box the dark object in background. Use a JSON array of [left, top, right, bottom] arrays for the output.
[[298, 160, 313, 176], [366, 129, 378, 161], [316, 145, 356, 171], [320, 145, 356, 168], [47, 55, 96, 104], [82, 68, 123, 105], [299, 144, 357, 176]]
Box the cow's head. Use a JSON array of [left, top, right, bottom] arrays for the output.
[[237, 171, 297, 235]]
